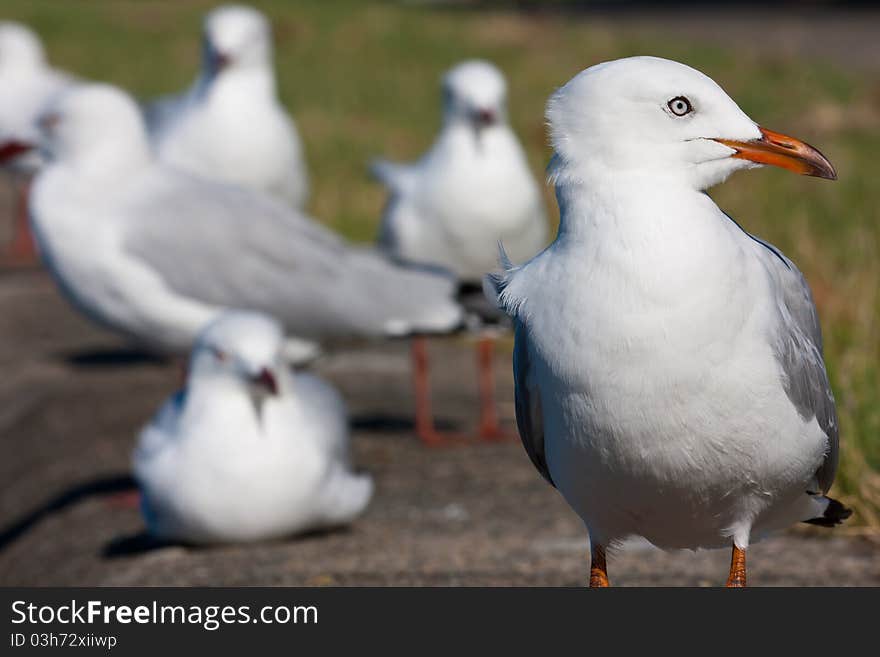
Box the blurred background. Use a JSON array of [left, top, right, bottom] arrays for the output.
[[0, 0, 877, 585]]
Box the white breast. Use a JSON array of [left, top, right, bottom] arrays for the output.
[[510, 189, 827, 549], [133, 380, 359, 544], [388, 126, 546, 280], [155, 76, 307, 208]]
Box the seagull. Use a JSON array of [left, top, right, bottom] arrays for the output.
[[373, 60, 547, 444], [133, 310, 372, 544], [148, 4, 309, 209], [2, 83, 462, 363], [0, 21, 74, 264], [488, 56, 850, 587]]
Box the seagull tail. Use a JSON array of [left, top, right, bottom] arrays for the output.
[[452, 242, 518, 330], [369, 158, 413, 194], [316, 469, 374, 528], [802, 495, 853, 528], [483, 242, 513, 297], [482, 242, 523, 320]]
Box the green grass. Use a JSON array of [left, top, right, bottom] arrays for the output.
[[5, 0, 879, 523]]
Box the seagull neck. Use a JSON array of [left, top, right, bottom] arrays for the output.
[[554, 171, 709, 244], [200, 67, 277, 103], [186, 369, 251, 401], [550, 172, 747, 307], [439, 121, 515, 159]]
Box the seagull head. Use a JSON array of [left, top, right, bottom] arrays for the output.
[[190, 311, 286, 416], [442, 60, 509, 133], [0, 22, 46, 72], [12, 84, 152, 174], [547, 56, 836, 190], [202, 4, 272, 77]]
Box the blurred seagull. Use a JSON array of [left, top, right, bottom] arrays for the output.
[[373, 60, 547, 444], [0, 21, 74, 264], [3, 84, 461, 362], [148, 4, 308, 209], [489, 57, 850, 587], [134, 311, 372, 544]]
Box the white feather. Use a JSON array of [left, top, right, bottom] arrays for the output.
[[506, 57, 836, 551], [133, 311, 372, 544]]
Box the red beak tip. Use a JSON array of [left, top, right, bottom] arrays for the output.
[[0, 141, 34, 163], [256, 368, 279, 395]]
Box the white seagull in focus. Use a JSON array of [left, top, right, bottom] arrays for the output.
[[373, 60, 547, 445], [489, 57, 850, 587], [2, 84, 462, 362], [0, 21, 74, 264], [148, 4, 309, 209], [134, 311, 372, 544]]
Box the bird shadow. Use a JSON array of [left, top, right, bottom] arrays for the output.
[[103, 532, 171, 558], [351, 413, 459, 434], [59, 346, 169, 369], [0, 473, 137, 551], [2, 473, 362, 560], [103, 522, 354, 559]]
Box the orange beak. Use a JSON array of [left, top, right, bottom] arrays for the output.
[[713, 127, 836, 180]]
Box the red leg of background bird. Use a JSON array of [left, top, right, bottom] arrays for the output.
[[590, 544, 610, 588], [178, 357, 189, 388], [4, 179, 37, 266], [411, 337, 467, 447], [476, 336, 516, 441], [104, 489, 141, 510], [725, 545, 747, 587]]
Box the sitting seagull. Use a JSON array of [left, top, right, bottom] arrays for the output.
[[489, 56, 850, 587], [148, 4, 308, 209], [134, 311, 372, 544], [0, 21, 74, 264], [373, 60, 547, 444], [3, 83, 461, 362]]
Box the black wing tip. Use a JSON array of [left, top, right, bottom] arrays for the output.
[[456, 280, 510, 328], [803, 496, 853, 528]]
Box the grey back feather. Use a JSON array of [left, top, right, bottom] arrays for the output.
[[141, 90, 189, 137], [370, 158, 417, 197], [512, 320, 552, 486], [485, 250, 552, 487], [756, 235, 839, 493], [372, 158, 418, 253], [123, 169, 460, 342]]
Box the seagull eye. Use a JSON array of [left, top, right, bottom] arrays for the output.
[[667, 96, 693, 117], [210, 347, 227, 361]]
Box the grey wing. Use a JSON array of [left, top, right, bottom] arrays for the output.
[[370, 158, 417, 196], [141, 82, 198, 137], [371, 158, 418, 252], [756, 235, 838, 493], [142, 93, 182, 136], [123, 170, 461, 342], [513, 320, 553, 487]]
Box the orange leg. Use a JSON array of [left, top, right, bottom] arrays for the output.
[[725, 545, 747, 587], [104, 489, 142, 510], [178, 357, 189, 388], [590, 543, 610, 588], [411, 337, 468, 447], [4, 179, 37, 266], [476, 336, 516, 441]]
